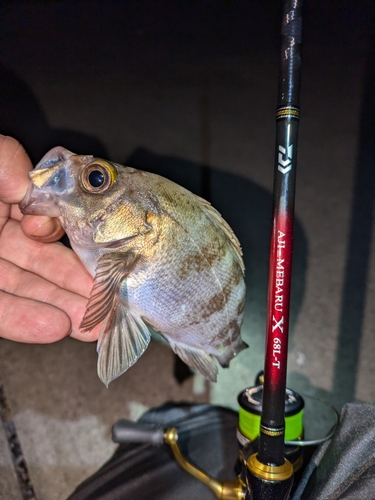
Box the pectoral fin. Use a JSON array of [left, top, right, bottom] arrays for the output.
[[169, 342, 218, 382], [80, 252, 151, 386], [80, 252, 141, 331]]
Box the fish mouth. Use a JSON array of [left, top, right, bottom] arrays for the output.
[[19, 150, 76, 217], [19, 183, 61, 217]]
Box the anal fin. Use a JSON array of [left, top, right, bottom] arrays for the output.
[[170, 342, 218, 382]]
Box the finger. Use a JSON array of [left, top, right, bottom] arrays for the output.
[[10, 204, 23, 221], [0, 290, 71, 343], [0, 135, 33, 204], [0, 219, 93, 298], [0, 201, 11, 234], [71, 322, 101, 342], [0, 258, 100, 342], [21, 215, 65, 242], [10, 205, 64, 243]]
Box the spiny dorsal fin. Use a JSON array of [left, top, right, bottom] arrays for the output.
[[194, 194, 245, 274]]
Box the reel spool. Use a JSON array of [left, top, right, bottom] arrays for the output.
[[237, 377, 305, 474]]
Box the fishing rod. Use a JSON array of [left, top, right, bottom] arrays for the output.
[[245, 0, 303, 497]]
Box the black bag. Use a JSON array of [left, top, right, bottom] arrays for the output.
[[68, 402, 375, 500]]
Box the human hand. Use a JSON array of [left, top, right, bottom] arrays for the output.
[[0, 135, 99, 343]]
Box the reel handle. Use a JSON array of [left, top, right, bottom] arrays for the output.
[[112, 419, 165, 446], [112, 420, 245, 499]]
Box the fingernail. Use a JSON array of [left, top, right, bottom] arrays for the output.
[[30, 217, 62, 239]]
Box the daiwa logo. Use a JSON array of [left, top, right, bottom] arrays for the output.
[[278, 145, 293, 174]]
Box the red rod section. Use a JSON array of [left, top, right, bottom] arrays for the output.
[[258, 0, 303, 466]]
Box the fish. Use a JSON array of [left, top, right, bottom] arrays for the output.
[[20, 147, 247, 386]]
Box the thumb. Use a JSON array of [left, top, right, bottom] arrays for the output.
[[0, 135, 33, 204], [21, 214, 65, 242], [0, 136, 66, 242]]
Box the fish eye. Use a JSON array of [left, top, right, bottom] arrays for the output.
[[88, 170, 105, 187], [79, 161, 118, 193]]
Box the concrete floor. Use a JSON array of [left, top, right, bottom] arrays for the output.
[[0, 1, 374, 498]]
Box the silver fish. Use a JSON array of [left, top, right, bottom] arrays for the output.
[[20, 147, 247, 386]]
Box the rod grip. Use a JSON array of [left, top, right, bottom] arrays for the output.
[[112, 419, 165, 445], [278, 0, 303, 106]]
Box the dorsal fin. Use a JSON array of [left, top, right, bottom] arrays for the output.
[[194, 194, 245, 274]]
